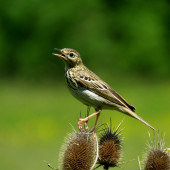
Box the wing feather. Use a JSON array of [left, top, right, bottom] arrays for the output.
[[74, 67, 135, 111]]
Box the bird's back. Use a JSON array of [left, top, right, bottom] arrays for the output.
[[66, 65, 135, 112]]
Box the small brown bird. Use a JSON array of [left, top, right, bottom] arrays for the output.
[[53, 48, 155, 131]]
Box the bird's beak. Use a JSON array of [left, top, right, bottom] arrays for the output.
[[53, 48, 65, 59]]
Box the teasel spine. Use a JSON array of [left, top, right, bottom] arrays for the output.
[[97, 120, 123, 170]]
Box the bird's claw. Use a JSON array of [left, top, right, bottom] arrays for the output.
[[78, 120, 83, 131], [78, 118, 89, 132]]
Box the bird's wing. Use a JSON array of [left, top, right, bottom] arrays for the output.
[[74, 68, 135, 111]]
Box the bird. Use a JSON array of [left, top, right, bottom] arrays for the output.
[[53, 48, 155, 131]]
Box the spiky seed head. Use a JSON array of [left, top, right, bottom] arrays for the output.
[[59, 131, 98, 170], [144, 132, 170, 170], [97, 121, 123, 169], [145, 149, 170, 170]]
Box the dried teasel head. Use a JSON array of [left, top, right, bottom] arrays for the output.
[[97, 120, 123, 169], [144, 132, 170, 170], [58, 131, 98, 170]]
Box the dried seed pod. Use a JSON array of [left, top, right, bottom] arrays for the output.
[[59, 131, 98, 170], [144, 132, 170, 170], [97, 121, 123, 169]]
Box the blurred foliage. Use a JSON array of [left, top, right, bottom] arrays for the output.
[[0, 0, 170, 80]]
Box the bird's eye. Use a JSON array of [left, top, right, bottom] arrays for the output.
[[69, 53, 74, 57]]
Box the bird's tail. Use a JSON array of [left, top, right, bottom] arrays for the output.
[[120, 107, 155, 130]]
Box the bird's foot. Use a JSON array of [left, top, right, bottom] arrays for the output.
[[78, 119, 83, 131], [78, 118, 89, 132]]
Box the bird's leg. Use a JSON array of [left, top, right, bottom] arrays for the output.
[[78, 110, 101, 131], [91, 110, 101, 132]]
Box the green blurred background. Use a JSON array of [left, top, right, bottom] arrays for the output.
[[0, 0, 170, 169]]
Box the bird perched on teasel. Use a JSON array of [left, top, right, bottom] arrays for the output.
[[53, 48, 155, 131]]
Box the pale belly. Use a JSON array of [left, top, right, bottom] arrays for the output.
[[68, 87, 116, 110]]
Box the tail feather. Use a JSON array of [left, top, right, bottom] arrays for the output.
[[121, 107, 155, 130]]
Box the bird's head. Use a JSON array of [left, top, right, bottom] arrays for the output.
[[53, 48, 83, 67]]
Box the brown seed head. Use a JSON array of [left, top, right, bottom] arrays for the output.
[[145, 149, 170, 170], [59, 132, 98, 170], [144, 132, 170, 170], [97, 121, 123, 169]]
